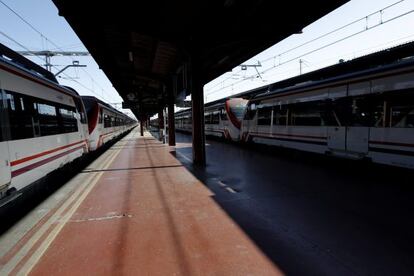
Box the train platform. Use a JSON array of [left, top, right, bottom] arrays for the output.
[[0, 128, 282, 275]]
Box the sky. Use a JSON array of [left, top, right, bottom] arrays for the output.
[[1, 0, 414, 117]]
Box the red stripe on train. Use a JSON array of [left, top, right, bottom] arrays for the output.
[[11, 145, 85, 178], [10, 140, 86, 167]]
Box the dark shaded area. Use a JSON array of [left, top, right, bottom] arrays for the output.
[[173, 132, 414, 275], [0, 130, 133, 235]]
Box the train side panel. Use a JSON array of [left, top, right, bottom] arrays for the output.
[[0, 63, 89, 194], [242, 64, 414, 169]]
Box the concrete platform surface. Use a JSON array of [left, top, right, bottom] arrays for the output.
[[0, 129, 282, 275]]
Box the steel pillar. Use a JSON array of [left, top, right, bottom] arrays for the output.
[[168, 91, 176, 146], [189, 60, 206, 165], [158, 110, 164, 142], [140, 117, 144, 136]]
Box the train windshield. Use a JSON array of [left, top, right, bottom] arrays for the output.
[[227, 98, 248, 120]]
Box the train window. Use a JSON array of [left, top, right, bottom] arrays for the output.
[[7, 93, 15, 111], [38, 103, 56, 116], [388, 92, 414, 128], [37, 102, 59, 136], [6, 91, 36, 140], [290, 103, 323, 126], [244, 106, 257, 120], [257, 106, 272, 125], [211, 113, 220, 124], [391, 107, 414, 127], [20, 98, 25, 110], [104, 114, 110, 128], [3, 91, 84, 139], [99, 108, 103, 124], [220, 109, 227, 120], [185, 115, 192, 125], [0, 91, 4, 141], [319, 101, 339, 126], [331, 98, 352, 126], [273, 106, 288, 126], [59, 107, 78, 133], [204, 113, 211, 124], [73, 97, 87, 124], [349, 97, 384, 127]]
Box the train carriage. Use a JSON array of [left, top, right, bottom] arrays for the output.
[[173, 50, 414, 169], [175, 98, 248, 141], [0, 43, 136, 203], [82, 96, 135, 151], [242, 58, 414, 169], [0, 44, 89, 200]]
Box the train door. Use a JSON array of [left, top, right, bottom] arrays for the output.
[[345, 98, 371, 155], [327, 97, 368, 155], [346, 127, 369, 154], [74, 97, 88, 144], [327, 99, 346, 151], [327, 127, 346, 151], [0, 87, 11, 195], [0, 140, 11, 195]]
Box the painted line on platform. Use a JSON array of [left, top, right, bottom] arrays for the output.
[[1, 131, 131, 275], [0, 146, 118, 267], [225, 187, 237, 194], [176, 151, 192, 163], [19, 134, 128, 275]]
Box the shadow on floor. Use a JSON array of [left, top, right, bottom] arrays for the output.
[[171, 132, 414, 276]]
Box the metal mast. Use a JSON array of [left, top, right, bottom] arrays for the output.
[[17, 50, 90, 71]]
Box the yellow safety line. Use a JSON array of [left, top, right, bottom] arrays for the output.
[[0, 131, 132, 275], [19, 146, 122, 275]]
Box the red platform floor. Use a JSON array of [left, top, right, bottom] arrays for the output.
[[1, 129, 282, 275]]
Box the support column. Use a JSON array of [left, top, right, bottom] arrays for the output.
[[168, 91, 176, 146], [140, 116, 144, 136], [189, 59, 206, 165], [158, 109, 164, 143]]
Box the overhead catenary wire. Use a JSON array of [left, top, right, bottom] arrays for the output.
[[0, 0, 118, 106], [0, 29, 49, 65], [205, 0, 406, 94], [260, 0, 405, 64], [0, 29, 113, 103], [206, 8, 414, 96]]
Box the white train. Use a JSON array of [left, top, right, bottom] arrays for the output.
[[175, 56, 414, 169], [0, 43, 135, 204], [82, 96, 135, 151], [175, 97, 249, 141]]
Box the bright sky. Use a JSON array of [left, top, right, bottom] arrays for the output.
[[1, 0, 414, 116]]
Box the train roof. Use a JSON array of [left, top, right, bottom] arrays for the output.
[[249, 41, 414, 101], [252, 55, 414, 102], [81, 95, 135, 120], [0, 43, 79, 98]]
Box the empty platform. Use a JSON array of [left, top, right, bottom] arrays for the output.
[[0, 129, 282, 275]]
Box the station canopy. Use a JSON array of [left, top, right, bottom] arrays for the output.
[[52, 0, 348, 118]]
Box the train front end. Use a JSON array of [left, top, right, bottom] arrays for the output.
[[224, 98, 248, 141]]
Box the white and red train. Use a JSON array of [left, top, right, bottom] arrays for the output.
[[0, 43, 135, 203], [175, 56, 414, 169], [81, 96, 135, 151]]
